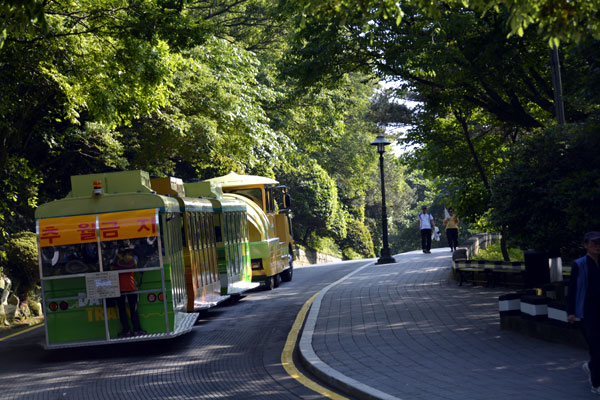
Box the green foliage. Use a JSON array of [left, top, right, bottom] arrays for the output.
[[290, 0, 600, 46], [471, 242, 524, 262], [278, 158, 347, 243], [3, 231, 39, 301], [490, 121, 600, 255], [306, 235, 342, 259], [0, 157, 43, 239], [0, 0, 47, 48], [122, 37, 283, 178], [0, 249, 5, 274], [340, 217, 375, 259]]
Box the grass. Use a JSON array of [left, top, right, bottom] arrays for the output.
[[471, 242, 525, 262]]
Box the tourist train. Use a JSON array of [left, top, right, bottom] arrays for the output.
[[36, 170, 295, 348]]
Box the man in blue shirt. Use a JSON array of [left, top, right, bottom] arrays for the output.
[[568, 231, 600, 395]]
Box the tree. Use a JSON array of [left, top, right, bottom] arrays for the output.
[[490, 121, 600, 260], [284, 3, 592, 128], [121, 37, 284, 179], [288, 0, 600, 47], [278, 158, 347, 244], [282, 1, 600, 258]]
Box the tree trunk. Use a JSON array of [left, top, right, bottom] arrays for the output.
[[454, 111, 490, 191], [500, 227, 510, 262]]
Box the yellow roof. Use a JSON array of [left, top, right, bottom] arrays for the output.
[[204, 172, 278, 187]]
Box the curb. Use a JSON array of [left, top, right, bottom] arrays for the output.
[[298, 259, 403, 400]]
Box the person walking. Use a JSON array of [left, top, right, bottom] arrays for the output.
[[443, 208, 460, 252], [567, 231, 600, 395], [418, 206, 434, 253]]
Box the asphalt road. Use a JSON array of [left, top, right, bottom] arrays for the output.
[[0, 260, 369, 400]]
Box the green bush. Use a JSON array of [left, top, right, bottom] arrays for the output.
[[340, 217, 375, 259], [307, 235, 342, 258], [471, 242, 524, 261], [4, 231, 39, 301]]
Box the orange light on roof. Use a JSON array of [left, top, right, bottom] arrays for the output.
[[93, 180, 103, 195]]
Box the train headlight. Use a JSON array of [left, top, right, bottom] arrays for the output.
[[59, 301, 69, 310], [158, 292, 164, 302], [49, 302, 58, 311], [147, 293, 157, 302]]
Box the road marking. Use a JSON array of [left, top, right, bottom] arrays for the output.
[[281, 292, 349, 400], [0, 323, 43, 341]]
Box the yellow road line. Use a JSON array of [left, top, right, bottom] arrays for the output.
[[0, 323, 43, 342], [281, 292, 349, 400]]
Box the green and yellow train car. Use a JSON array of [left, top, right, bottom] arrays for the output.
[[36, 171, 196, 349], [204, 172, 296, 290], [151, 177, 227, 311], [184, 181, 258, 295]]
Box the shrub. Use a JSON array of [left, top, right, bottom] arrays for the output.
[[471, 242, 524, 262], [4, 231, 39, 301], [340, 217, 375, 259]]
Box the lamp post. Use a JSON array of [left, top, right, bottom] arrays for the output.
[[371, 133, 396, 264]]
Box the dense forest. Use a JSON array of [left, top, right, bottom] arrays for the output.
[[1, 0, 599, 284]]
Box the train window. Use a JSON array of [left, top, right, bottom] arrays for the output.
[[197, 211, 207, 285], [199, 212, 207, 286], [224, 212, 232, 269], [192, 213, 199, 251], [40, 243, 100, 277], [159, 212, 185, 307], [101, 237, 159, 273], [230, 188, 263, 211], [171, 213, 185, 307], [39, 209, 164, 277], [214, 214, 222, 243], [206, 213, 218, 282]]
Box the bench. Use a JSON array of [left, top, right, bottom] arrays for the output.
[[453, 260, 525, 287]]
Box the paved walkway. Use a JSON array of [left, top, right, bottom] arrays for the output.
[[300, 248, 593, 400]]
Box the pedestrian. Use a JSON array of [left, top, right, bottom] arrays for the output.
[[567, 231, 600, 395], [443, 208, 460, 252], [418, 206, 434, 253]]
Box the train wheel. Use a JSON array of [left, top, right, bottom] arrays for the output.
[[281, 257, 293, 282], [273, 273, 281, 288], [264, 276, 275, 291]]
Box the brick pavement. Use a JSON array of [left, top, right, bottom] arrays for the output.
[[300, 249, 593, 400]]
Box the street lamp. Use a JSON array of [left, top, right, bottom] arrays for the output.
[[371, 133, 396, 264]]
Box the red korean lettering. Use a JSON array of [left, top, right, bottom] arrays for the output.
[[137, 218, 156, 234], [40, 226, 61, 245], [100, 221, 119, 239], [78, 223, 96, 241]]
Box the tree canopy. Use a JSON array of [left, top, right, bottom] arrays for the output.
[[1, 0, 598, 265]]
